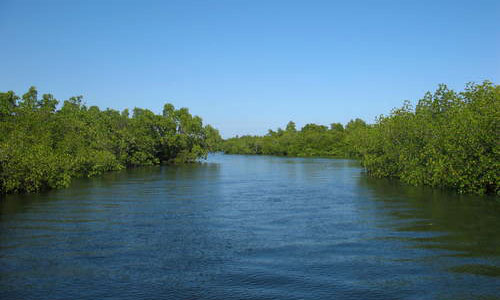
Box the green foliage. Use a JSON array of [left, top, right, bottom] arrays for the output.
[[223, 121, 349, 158], [0, 87, 222, 194], [3, 82, 496, 196], [353, 81, 499, 195], [223, 81, 499, 195]]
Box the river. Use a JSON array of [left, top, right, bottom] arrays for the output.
[[1, 154, 499, 299]]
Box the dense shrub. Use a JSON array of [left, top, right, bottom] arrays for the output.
[[223, 121, 352, 157], [352, 81, 499, 195], [223, 81, 499, 195], [0, 87, 222, 194]]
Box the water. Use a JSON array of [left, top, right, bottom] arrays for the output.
[[1, 154, 499, 299]]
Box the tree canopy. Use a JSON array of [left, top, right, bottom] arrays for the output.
[[223, 81, 499, 195], [0, 87, 222, 194], [2, 82, 498, 195]]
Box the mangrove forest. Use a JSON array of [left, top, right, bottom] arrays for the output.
[[223, 81, 499, 195], [0, 87, 222, 194], [0, 81, 498, 196]]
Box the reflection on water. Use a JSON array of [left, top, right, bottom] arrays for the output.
[[0, 154, 499, 300], [358, 176, 500, 262]]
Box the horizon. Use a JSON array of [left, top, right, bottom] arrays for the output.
[[1, 0, 499, 138]]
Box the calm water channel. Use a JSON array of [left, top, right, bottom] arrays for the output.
[[1, 154, 499, 299]]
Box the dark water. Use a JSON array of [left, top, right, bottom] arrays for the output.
[[1, 154, 499, 300]]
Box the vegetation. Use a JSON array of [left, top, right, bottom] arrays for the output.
[[223, 120, 366, 157], [354, 81, 499, 195], [1, 82, 497, 195], [223, 81, 499, 195], [0, 87, 222, 194]]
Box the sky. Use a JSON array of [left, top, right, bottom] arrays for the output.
[[1, 0, 499, 137]]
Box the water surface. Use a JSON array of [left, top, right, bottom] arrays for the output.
[[1, 154, 499, 299]]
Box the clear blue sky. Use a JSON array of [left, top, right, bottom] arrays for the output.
[[1, 0, 499, 137]]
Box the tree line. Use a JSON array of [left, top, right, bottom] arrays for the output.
[[223, 81, 499, 195], [223, 119, 367, 157], [0, 87, 222, 194]]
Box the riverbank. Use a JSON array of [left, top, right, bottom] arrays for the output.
[[0, 87, 222, 194], [223, 81, 499, 195]]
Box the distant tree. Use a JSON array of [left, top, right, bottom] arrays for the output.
[[286, 121, 297, 132]]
